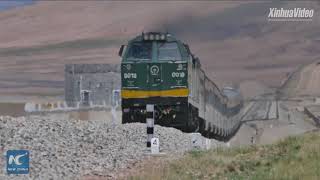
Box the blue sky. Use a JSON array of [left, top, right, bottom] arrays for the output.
[[0, 0, 34, 11]]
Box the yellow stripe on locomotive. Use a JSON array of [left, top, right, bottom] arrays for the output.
[[121, 88, 189, 99]]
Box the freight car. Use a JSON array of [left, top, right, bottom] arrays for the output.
[[118, 32, 244, 140]]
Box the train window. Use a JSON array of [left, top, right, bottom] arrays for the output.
[[157, 42, 182, 61], [126, 42, 152, 60]]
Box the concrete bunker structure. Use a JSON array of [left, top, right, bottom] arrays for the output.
[[65, 64, 120, 107]]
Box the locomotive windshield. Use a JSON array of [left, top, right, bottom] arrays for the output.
[[125, 41, 182, 61], [126, 42, 152, 60], [158, 42, 181, 61]]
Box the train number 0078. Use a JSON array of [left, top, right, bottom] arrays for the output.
[[124, 73, 137, 79], [171, 72, 185, 78]]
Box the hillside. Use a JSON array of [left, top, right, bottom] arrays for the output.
[[0, 1, 319, 97], [280, 61, 320, 98], [128, 131, 320, 179]]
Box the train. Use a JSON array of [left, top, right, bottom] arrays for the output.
[[118, 32, 244, 140]]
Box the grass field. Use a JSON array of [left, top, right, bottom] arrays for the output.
[[131, 131, 320, 180]]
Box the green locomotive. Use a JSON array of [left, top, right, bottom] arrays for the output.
[[119, 32, 243, 140]]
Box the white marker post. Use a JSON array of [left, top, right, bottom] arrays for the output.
[[146, 104, 154, 148], [111, 90, 120, 128], [191, 133, 202, 150], [151, 137, 160, 154]]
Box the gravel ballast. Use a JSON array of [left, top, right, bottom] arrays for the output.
[[0, 113, 223, 179]]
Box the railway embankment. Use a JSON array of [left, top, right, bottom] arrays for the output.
[[304, 106, 320, 127], [129, 130, 320, 179], [0, 114, 224, 179]]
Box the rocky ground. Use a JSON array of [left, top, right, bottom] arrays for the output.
[[0, 97, 318, 179], [0, 113, 223, 180]]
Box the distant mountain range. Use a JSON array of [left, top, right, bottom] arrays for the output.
[[0, 0, 33, 11]]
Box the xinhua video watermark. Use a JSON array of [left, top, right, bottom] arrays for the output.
[[268, 8, 314, 22]]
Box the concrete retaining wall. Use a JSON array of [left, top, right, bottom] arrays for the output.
[[24, 101, 114, 113]]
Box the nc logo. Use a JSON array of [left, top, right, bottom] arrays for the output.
[[8, 153, 27, 165], [150, 65, 159, 75], [7, 150, 29, 174]]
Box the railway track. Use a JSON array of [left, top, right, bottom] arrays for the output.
[[242, 100, 273, 122]]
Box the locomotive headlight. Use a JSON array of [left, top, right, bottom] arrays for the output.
[[149, 34, 154, 40], [155, 34, 160, 40], [143, 34, 149, 40], [142, 33, 167, 41], [160, 34, 166, 40]]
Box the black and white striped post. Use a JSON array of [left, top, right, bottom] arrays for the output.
[[146, 104, 154, 147]]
